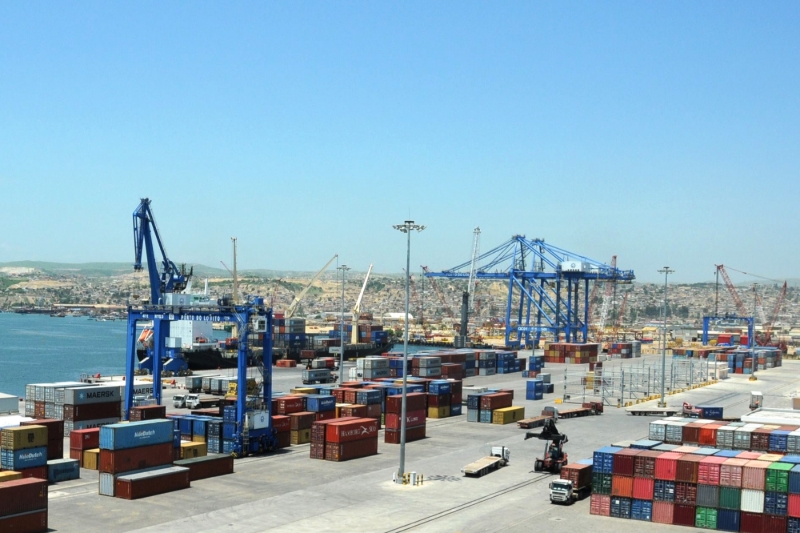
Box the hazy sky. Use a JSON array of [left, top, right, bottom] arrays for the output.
[[1, 3, 798, 283]]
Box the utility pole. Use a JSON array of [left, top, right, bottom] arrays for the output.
[[658, 267, 674, 408]]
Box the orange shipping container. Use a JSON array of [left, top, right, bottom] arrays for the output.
[[611, 475, 634, 497], [590, 494, 611, 516]]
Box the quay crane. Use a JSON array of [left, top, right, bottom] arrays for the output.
[[127, 197, 276, 456], [285, 254, 338, 319], [351, 264, 373, 345]]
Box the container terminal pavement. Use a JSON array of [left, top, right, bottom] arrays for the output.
[[39, 357, 800, 533]]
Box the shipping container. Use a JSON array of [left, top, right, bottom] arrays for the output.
[[0, 426, 47, 450], [654, 452, 681, 481], [632, 477, 654, 500], [675, 482, 697, 504], [719, 486, 742, 510], [764, 515, 788, 533], [789, 493, 800, 518], [790, 516, 800, 533], [767, 461, 793, 492], [20, 418, 63, 440], [179, 441, 207, 459], [594, 446, 623, 474], [612, 476, 634, 498], [0, 477, 47, 517], [654, 479, 675, 501], [64, 385, 121, 405], [491, 406, 525, 425], [698, 456, 727, 485], [0, 471, 22, 483], [561, 463, 593, 488], [173, 454, 234, 481], [479, 393, 513, 411], [716, 509, 741, 532], [720, 458, 749, 487], [326, 418, 379, 443], [99, 420, 173, 450], [695, 506, 718, 529], [613, 448, 640, 477], [325, 437, 378, 461], [64, 401, 121, 422], [115, 466, 190, 500], [631, 499, 653, 521], [593, 473, 612, 495], [384, 425, 426, 444], [385, 410, 426, 431], [0, 509, 48, 533], [634, 451, 661, 478], [742, 460, 769, 490], [610, 497, 632, 519], [47, 458, 80, 483], [652, 501, 674, 524], [696, 484, 719, 508], [740, 489, 765, 513], [765, 490, 789, 515], [99, 442, 173, 474], [590, 494, 611, 516], [649, 421, 668, 442], [0, 446, 47, 470], [673, 503, 696, 526], [740, 511, 763, 533], [676, 454, 703, 483]]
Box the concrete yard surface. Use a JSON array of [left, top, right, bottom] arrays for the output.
[[47, 358, 800, 533]]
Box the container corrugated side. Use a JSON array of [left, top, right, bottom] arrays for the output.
[[99, 420, 173, 450], [0, 478, 47, 517], [740, 489, 765, 513]]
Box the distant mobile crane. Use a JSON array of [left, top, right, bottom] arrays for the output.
[[421, 265, 456, 322], [285, 254, 338, 319], [351, 264, 373, 345], [127, 197, 276, 457], [525, 418, 569, 474]]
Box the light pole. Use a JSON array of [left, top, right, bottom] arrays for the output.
[[337, 265, 350, 381], [658, 267, 674, 408], [392, 220, 425, 484]]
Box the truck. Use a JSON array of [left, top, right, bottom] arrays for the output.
[[173, 394, 219, 409], [183, 376, 204, 393], [461, 446, 510, 477], [549, 462, 592, 504], [302, 369, 335, 385]]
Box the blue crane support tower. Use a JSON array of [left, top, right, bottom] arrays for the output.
[[424, 235, 635, 348], [126, 198, 276, 456], [702, 315, 755, 348]]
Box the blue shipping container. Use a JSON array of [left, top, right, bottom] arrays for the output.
[[479, 410, 492, 423], [208, 420, 222, 438], [789, 517, 800, 533], [716, 510, 740, 532], [770, 430, 790, 452], [450, 404, 462, 416], [223, 422, 237, 440], [593, 446, 623, 474], [207, 437, 221, 454], [222, 439, 236, 454], [223, 405, 237, 422], [526, 380, 543, 391], [48, 458, 80, 483], [697, 406, 724, 419], [610, 497, 632, 518], [173, 428, 182, 448], [715, 450, 741, 458], [781, 456, 800, 465], [1, 446, 48, 470], [791, 466, 800, 495], [765, 491, 788, 515], [631, 499, 652, 521], [356, 390, 383, 405], [467, 393, 490, 410], [193, 418, 211, 438], [306, 394, 336, 412], [99, 420, 173, 451], [467, 409, 479, 423], [631, 439, 663, 450], [179, 416, 193, 437], [654, 480, 675, 501]]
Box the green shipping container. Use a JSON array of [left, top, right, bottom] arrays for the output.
[[766, 463, 793, 492], [695, 507, 718, 529], [592, 472, 612, 495], [719, 487, 741, 510]]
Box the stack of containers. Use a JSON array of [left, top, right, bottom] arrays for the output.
[[0, 425, 48, 480], [271, 414, 291, 449], [68, 428, 100, 468], [590, 446, 622, 517], [474, 392, 513, 424], [463, 350, 477, 377], [384, 393, 426, 444], [476, 351, 497, 376], [324, 418, 379, 461], [309, 416, 357, 459], [427, 380, 451, 419], [524, 353, 545, 378], [526, 380, 544, 401], [288, 412, 315, 445], [362, 357, 391, 380], [98, 420, 181, 498], [62, 385, 121, 436], [306, 394, 336, 422], [449, 379, 463, 416], [545, 343, 600, 364], [20, 419, 63, 461], [495, 351, 523, 374], [355, 389, 383, 425], [466, 392, 491, 423], [412, 356, 442, 378], [0, 477, 48, 532]]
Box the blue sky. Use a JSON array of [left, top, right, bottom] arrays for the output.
[[1, 2, 797, 283]]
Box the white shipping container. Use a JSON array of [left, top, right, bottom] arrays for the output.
[[65, 386, 121, 405], [740, 489, 765, 513], [717, 426, 736, 449], [247, 410, 270, 430], [788, 430, 800, 453], [649, 420, 668, 441], [0, 415, 33, 429], [0, 393, 19, 414], [169, 320, 214, 349]]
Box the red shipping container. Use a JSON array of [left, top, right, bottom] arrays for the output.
[[289, 412, 316, 431], [699, 424, 722, 446], [340, 405, 368, 418], [676, 454, 703, 483], [310, 442, 326, 459], [176, 455, 234, 481], [326, 418, 379, 443], [479, 393, 512, 411], [632, 477, 655, 500], [611, 476, 634, 497], [751, 429, 772, 451], [21, 418, 64, 440], [315, 411, 336, 422], [452, 392, 463, 404], [673, 504, 696, 527], [655, 452, 682, 481], [69, 448, 83, 463], [386, 393, 427, 414], [764, 514, 787, 533], [69, 428, 100, 450], [311, 417, 358, 443], [0, 478, 48, 517], [47, 439, 64, 461], [590, 494, 611, 516], [613, 449, 640, 477], [34, 401, 45, 418], [385, 410, 427, 431], [129, 405, 167, 421], [384, 425, 426, 444], [740, 511, 763, 533], [634, 451, 661, 478], [0, 510, 48, 533], [742, 460, 768, 490], [99, 442, 173, 475], [63, 401, 121, 422], [17, 467, 47, 480], [652, 501, 674, 524], [277, 397, 304, 415], [788, 494, 800, 518], [344, 390, 361, 404], [271, 415, 291, 433], [682, 423, 702, 444], [698, 456, 727, 485], [275, 431, 291, 449], [427, 393, 451, 408], [738, 451, 762, 460], [674, 482, 697, 505], [340, 382, 364, 389], [325, 437, 378, 461], [720, 458, 748, 487], [115, 468, 190, 500], [366, 404, 382, 418]]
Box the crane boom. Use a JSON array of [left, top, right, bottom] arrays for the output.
[[351, 264, 374, 344], [716, 265, 749, 316], [467, 227, 481, 310], [132, 198, 191, 304], [764, 281, 787, 344], [285, 254, 338, 319], [597, 256, 617, 333]]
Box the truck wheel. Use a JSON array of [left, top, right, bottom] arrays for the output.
[[534, 460, 543, 472]]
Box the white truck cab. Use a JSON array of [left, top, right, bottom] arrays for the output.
[[173, 395, 187, 408], [549, 479, 575, 503]]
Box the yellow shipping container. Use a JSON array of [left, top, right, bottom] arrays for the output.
[[492, 406, 525, 425], [428, 406, 450, 419], [1, 425, 48, 450], [290, 429, 311, 445], [290, 388, 316, 395], [83, 448, 100, 470], [0, 471, 22, 483], [191, 435, 206, 443], [180, 441, 207, 459]]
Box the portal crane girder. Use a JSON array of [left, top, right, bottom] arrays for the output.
[[716, 265, 749, 317]]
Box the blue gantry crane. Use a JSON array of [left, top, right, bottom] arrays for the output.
[[424, 235, 634, 348], [126, 198, 276, 456]]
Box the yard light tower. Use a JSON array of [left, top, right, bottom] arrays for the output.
[[658, 267, 674, 408], [392, 220, 425, 484], [337, 265, 350, 381]]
